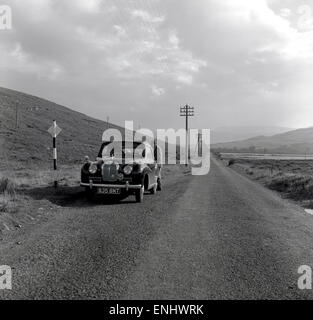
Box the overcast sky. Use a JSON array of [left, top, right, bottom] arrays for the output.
[[1, 0, 313, 130]]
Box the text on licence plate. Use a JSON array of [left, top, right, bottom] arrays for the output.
[[98, 188, 121, 195]]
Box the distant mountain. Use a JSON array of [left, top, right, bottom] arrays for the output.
[[211, 126, 293, 144], [213, 127, 313, 154], [0, 87, 124, 169]]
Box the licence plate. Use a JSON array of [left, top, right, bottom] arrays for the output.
[[97, 187, 121, 195]]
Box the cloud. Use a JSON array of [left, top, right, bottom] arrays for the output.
[[168, 31, 179, 48], [280, 8, 291, 18], [114, 25, 126, 37], [297, 5, 313, 31], [0, 0, 313, 129], [151, 85, 165, 96], [73, 0, 101, 13], [131, 9, 165, 23]]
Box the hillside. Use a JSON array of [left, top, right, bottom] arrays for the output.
[[211, 126, 292, 144], [213, 127, 313, 154], [0, 87, 124, 169]]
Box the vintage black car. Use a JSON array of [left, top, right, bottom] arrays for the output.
[[80, 141, 162, 203]]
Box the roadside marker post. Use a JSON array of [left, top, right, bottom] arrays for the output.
[[48, 120, 62, 188]]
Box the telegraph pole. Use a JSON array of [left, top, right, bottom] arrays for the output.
[[180, 105, 194, 166]]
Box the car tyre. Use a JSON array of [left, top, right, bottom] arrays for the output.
[[136, 186, 144, 203], [157, 177, 162, 191], [86, 187, 96, 201]]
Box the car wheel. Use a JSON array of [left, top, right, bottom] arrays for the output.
[[150, 182, 157, 195], [157, 177, 162, 191], [85, 187, 96, 201], [136, 186, 144, 203]]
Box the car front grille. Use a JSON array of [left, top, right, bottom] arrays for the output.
[[89, 177, 102, 183], [102, 164, 119, 181]]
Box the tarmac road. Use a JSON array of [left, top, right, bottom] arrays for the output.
[[1, 157, 313, 299]]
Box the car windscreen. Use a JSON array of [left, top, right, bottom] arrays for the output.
[[98, 141, 143, 159]]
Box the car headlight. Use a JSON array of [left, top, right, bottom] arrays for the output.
[[89, 163, 98, 174], [134, 163, 143, 172], [123, 165, 133, 175]]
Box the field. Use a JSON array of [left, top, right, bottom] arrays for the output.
[[0, 164, 188, 236], [221, 154, 313, 209], [0, 165, 81, 233], [220, 153, 313, 160]]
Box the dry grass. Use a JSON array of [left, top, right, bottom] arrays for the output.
[[0, 165, 81, 214], [0, 195, 18, 213], [267, 175, 313, 200], [228, 158, 313, 208], [0, 177, 17, 197], [0, 177, 18, 213], [1, 165, 81, 188]]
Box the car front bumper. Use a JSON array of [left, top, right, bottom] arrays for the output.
[[80, 182, 142, 191]]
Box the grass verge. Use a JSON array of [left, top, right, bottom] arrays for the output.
[[223, 158, 313, 208], [0, 177, 18, 213]]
